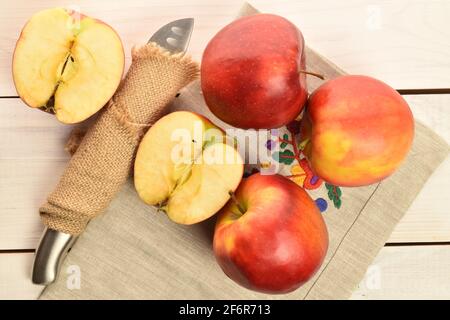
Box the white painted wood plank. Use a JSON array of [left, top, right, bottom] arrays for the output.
[[1, 245, 448, 300], [405, 94, 450, 143], [389, 156, 450, 243], [2, 0, 449, 96], [0, 93, 449, 249], [0, 160, 68, 249], [388, 94, 450, 243], [352, 245, 450, 299], [253, 0, 450, 89], [0, 103, 73, 160], [0, 99, 72, 249], [0, 253, 44, 300]]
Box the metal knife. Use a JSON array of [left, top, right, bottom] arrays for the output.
[[31, 18, 195, 285]]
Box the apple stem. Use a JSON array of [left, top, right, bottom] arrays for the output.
[[228, 191, 246, 214], [156, 201, 168, 213], [299, 70, 325, 80], [298, 138, 310, 151]]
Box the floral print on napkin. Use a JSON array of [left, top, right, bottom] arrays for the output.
[[245, 119, 343, 212]]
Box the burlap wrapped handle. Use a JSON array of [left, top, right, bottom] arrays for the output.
[[40, 43, 199, 235]]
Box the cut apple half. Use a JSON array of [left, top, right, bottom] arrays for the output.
[[134, 111, 244, 225], [12, 7, 125, 123]]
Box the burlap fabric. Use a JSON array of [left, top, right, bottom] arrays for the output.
[[39, 43, 199, 235]]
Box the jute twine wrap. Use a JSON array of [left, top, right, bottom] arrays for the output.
[[40, 43, 199, 235]]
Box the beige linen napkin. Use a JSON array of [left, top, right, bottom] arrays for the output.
[[39, 4, 449, 299]]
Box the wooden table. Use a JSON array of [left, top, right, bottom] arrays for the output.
[[0, 0, 449, 300]]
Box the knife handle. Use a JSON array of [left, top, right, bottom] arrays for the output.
[[32, 228, 77, 285]]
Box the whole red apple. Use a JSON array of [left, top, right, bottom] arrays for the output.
[[213, 173, 328, 294], [301, 75, 414, 187], [201, 14, 308, 129]]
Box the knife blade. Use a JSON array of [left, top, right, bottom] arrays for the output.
[[32, 18, 195, 286], [149, 18, 194, 54]]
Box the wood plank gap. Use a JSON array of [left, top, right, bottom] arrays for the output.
[[0, 249, 35, 254], [1, 90, 449, 99], [385, 241, 450, 247], [397, 88, 450, 95]]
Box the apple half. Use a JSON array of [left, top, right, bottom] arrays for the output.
[[12, 7, 125, 123], [134, 111, 244, 224]]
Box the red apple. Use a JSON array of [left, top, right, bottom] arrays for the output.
[[213, 173, 328, 294], [301, 75, 414, 187], [201, 14, 308, 129]]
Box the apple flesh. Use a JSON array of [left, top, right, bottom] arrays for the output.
[[301, 75, 414, 187], [13, 7, 125, 123], [213, 173, 328, 294], [201, 14, 307, 129], [134, 111, 244, 225]]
